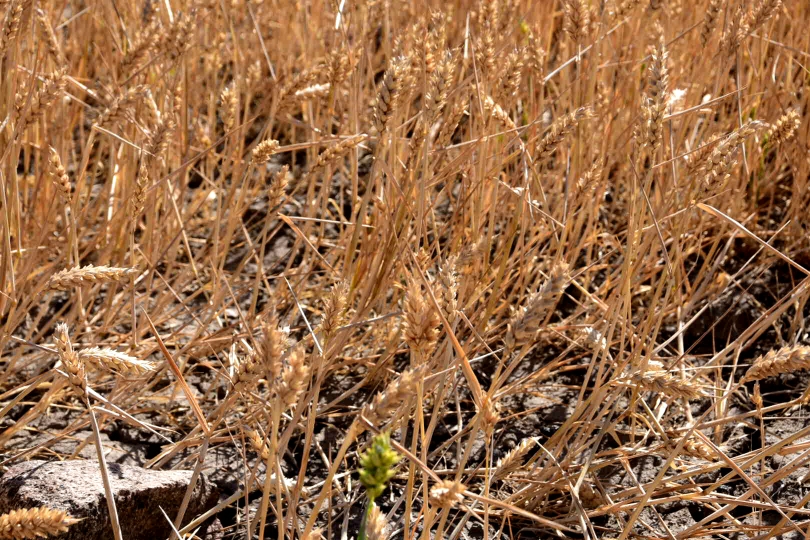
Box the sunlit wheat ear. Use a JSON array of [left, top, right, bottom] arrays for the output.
[[743, 345, 810, 382], [700, 0, 724, 47], [562, 0, 590, 44], [765, 110, 800, 145], [0, 0, 24, 58], [496, 48, 525, 102], [612, 0, 642, 21], [637, 28, 668, 154], [535, 107, 593, 161], [504, 263, 570, 353], [479, 395, 501, 435], [48, 265, 138, 290], [120, 15, 159, 75], [373, 56, 411, 134], [742, 0, 782, 37], [361, 367, 423, 428], [308, 134, 368, 177], [481, 94, 517, 131], [220, 85, 238, 132], [429, 480, 465, 508], [276, 346, 310, 409], [48, 147, 71, 205], [229, 349, 262, 396], [35, 8, 64, 64], [78, 347, 156, 375], [0, 507, 81, 539], [667, 431, 719, 461], [425, 52, 454, 121], [94, 86, 148, 129], [320, 281, 350, 343], [129, 159, 148, 224], [260, 312, 288, 380], [494, 437, 538, 479], [15, 68, 67, 134], [685, 134, 722, 175], [245, 428, 271, 461], [628, 370, 702, 400], [365, 503, 387, 540], [252, 139, 280, 164], [294, 83, 331, 101], [402, 280, 441, 361], [53, 323, 86, 394], [702, 120, 767, 187], [268, 165, 290, 210], [437, 257, 458, 319]]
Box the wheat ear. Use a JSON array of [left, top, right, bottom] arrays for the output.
[[78, 347, 156, 374], [0, 507, 81, 539], [743, 346, 810, 382], [48, 265, 137, 290]]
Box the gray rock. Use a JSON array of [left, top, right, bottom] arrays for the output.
[[0, 460, 219, 540]]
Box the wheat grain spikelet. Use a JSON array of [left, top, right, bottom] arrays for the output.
[[429, 479, 465, 508], [0, 507, 81, 539], [365, 503, 387, 540], [361, 367, 423, 427], [630, 370, 701, 400], [535, 107, 593, 161], [277, 347, 310, 408], [504, 263, 570, 353], [48, 265, 137, 290], [743, 345, 810, 382], [402, 280, 441, 359], [252, 139, 280, 164], [78, 347, 156, 374], [53, 323, 86, 394], [494, 437, 537, 479], [667, 431, 719, 461]]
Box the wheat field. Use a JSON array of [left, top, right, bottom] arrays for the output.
[[1, 0, 809, 538]]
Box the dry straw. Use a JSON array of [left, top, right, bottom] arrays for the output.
[[48, 265, 137, 290], [0, 507, 81, 539]]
